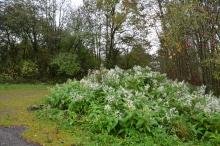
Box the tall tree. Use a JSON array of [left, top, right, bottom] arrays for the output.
[[157, 0, 220, 94], [70, 0, 150, 68]]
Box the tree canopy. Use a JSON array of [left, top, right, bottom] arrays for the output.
[[1, 0, 220, 95]]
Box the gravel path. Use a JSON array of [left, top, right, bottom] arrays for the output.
[[0, 126, 40, 146], [0, 88, 48, 146]]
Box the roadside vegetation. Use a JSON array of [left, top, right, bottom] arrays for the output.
[[40, 66, 220, 146], [0, 84, 80, 146]]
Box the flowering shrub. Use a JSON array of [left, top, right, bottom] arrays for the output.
[[44, 66, 220, 145]]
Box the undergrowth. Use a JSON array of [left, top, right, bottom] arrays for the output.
[[39, 66, 220, 145]]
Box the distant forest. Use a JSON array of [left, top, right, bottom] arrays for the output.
[[0, 0, 220, 95]]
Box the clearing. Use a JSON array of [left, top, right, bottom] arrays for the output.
[[0, 84, 77, 146]]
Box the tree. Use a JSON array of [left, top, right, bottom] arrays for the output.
[[50, 52, 80, 77], [118, 45, 152, 69], [0, 0, 151, 82], [69, 0, 150, 69], [157, 0, 220, 94]]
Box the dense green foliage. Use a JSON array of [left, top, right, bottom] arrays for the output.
[[0, 0, 150, 83], [157, 0, 220, 94], [50, 53, 80, 76], [1, 0, 220, 95], [42, 66, 220, 145], [118, 47, 152, 69], [2, 0, 220, 145], [20, 60, 39, 78]]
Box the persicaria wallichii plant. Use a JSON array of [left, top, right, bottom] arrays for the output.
[[44, 66, 220, 145]]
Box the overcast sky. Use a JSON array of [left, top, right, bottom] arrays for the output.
[[71, 0, 83, 9]]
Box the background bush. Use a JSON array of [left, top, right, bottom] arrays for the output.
[[20, 60, 39, 78], [50, 53, 80, 77]]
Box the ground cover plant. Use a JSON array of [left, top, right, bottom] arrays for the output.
[[42, 66, 220, 145]]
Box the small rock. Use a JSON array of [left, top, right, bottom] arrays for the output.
[[27, 104, 43, 111]]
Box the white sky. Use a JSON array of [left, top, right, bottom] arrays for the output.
[[70, 0, 83, 9]]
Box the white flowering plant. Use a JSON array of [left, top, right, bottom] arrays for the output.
[[43, 66, 220, 145]]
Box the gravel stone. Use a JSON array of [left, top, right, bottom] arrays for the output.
[[0, 126, 40, 146]]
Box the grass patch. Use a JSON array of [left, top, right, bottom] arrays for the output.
[[0, 84, 80, 146], [0, 83, 49, 90]]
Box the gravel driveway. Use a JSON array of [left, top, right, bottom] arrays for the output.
[[0, 126, 40, 146], [0, 87, 49, 146]]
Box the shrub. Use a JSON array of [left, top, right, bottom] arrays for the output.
[[43, 66, 220, 145], [50, 53, 80, 76], [20, 60, 39, 78], [0, 73, 13, 81]]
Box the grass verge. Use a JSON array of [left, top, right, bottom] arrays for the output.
[[0, 84, 79, 146]]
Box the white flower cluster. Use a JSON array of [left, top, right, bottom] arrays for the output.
[[165, 107, 178, 121], [125, 98, 136, 110], [104, 104, 111, 112], [75, 66, 220, 121], [106, 95, 115, 103], [114, 110, 123, 119], [70, 91, 84, 102], [203, 94, 220, 113], [80, 79, 99, 89]]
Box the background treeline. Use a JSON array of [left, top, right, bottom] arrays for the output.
[[157, 0, 220, 95], [1, 0, 220, 95], [0, 0, 151, 83]]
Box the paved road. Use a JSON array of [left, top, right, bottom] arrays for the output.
[[0, 126, 39, 146]]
